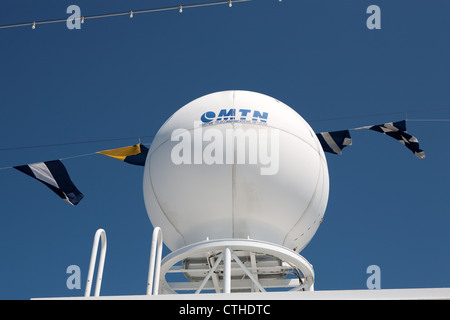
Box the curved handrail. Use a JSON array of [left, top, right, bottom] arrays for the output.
[[84, 228, 107, 297], [146, 226, 163, 295]]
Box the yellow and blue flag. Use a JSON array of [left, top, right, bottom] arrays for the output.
[[97, 143, 149, 166]]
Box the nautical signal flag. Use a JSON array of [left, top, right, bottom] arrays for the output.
[[354, 120, 425, 159], [317, 120, 425, 159], [14, 160, 84, 205], [96, 143, 149, 166], [316, 130, 352, 155]]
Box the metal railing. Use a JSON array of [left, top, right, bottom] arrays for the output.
[[83, 227, 163, 297], [84, 228, 107, 297], [146, 226, 163, 295]]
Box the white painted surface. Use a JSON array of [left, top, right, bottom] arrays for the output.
[[34, 288, 450, 300]]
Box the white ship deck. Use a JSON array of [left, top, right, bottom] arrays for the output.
[[34, 287, 450, 300]]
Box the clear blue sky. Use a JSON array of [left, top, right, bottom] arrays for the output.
[[0, 0, 449, 299]]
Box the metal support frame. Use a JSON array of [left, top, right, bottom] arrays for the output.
[[146, 227, 163, 295], [223, 247, 231, 293], [158, 238, 315, 294], [195, 252, 224, 294], [85, 228, 107, 297], [192, 247, 267, 293], [230, 251, 266, 292]]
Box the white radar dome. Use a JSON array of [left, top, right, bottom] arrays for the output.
[[143, 91, 329, 252]]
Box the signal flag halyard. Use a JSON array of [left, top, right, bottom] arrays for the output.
[[7, 118, 424, 208], [96, 143, 149, 166], [318, 120, 425, 159], [14, 160, 84, 205]]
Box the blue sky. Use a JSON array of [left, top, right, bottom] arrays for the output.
[[0, 0, 449, 299]]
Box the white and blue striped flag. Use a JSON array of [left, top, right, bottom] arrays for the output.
[[14, 160, 84, 205]]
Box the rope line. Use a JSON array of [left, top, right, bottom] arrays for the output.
[[0, 135, 155, 152], [308, 106, 450, 123], [0, 0, 252, 30]]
